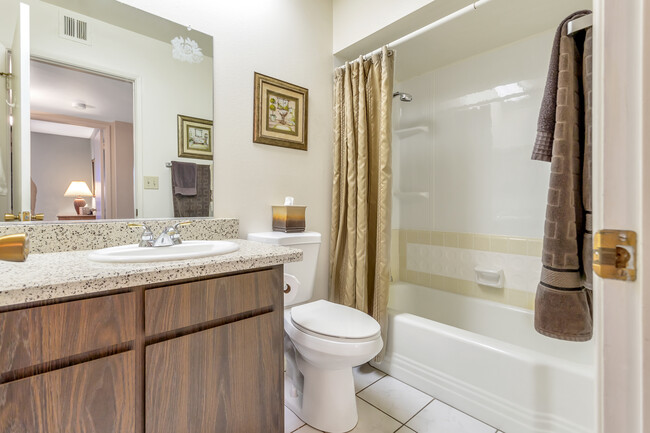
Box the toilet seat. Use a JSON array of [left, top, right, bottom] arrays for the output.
[[290, 300, 381, 341]]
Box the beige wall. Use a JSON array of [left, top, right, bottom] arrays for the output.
[[118, 0, 335, 302]]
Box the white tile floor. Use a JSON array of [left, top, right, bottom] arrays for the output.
[[285, 364, 504, 433]]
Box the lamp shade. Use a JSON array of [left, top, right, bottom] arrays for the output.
[[64, 181, 93, 197]]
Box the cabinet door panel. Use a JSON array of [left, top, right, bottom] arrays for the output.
[[0, 292, 136, 374], [146, 313, 282, 433], [0, 351, 135, 433], [145, 269, 280, 336]]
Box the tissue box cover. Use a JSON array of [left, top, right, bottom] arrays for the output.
[[272, 205, 306, 233]]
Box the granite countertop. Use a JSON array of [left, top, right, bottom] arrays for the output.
[[0, 239, 302, 308]]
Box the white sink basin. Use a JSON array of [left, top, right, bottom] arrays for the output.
[[87, 240, 240, 263]]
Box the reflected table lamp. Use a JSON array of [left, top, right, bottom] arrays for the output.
[[64, 181, 93, 215]]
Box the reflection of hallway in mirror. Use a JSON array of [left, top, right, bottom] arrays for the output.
[[30, 60, 134, 221]]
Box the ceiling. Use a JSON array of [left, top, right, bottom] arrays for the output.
[[31, 119, 95, 138], [335, 0, 593, 82], [30, 59, 134, 123], [0, 0, 212, 54]]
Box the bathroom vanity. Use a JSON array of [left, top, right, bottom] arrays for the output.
[[0, 222, 300, 433]]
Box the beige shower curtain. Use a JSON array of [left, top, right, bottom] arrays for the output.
[[329, 47, 393, 360]]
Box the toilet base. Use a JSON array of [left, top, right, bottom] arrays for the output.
[[285, 351, 359, 433]]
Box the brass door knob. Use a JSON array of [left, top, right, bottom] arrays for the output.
[[0, 233, 30, 262]]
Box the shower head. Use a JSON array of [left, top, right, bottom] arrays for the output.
[[393, 91, 413, 102]]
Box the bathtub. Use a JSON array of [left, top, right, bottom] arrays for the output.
[[371, 282, 594, 433]]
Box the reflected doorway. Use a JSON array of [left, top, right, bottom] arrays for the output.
[[30, 59, 134, 221]]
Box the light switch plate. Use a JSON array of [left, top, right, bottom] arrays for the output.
[[144, 176, 159, 190]]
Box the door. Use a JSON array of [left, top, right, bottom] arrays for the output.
[[0, 351, 135, 432], [594, 0, 650, 431], [145, 313, 283, 433], [11, 2, 30, 216]]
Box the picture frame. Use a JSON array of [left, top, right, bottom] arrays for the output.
[[253, 72, 308, 151], [177, 114, 213, 160]]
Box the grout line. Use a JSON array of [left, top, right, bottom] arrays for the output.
[[354, 371, 388, 394], [402, 398, 435, 428], [356, 371, 434, 430], [356, 393, 412, 427], [433, 398, 501, 431], [284, 404, 306, 433], [379, 373, 435, 400]]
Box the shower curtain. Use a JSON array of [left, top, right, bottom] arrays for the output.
[[329, 46, 393, 361]]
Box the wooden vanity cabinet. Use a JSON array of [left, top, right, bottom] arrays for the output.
[[0, 292, 136, 433], [0, 265, 285, 433], [146, 312, 281, 433], [144, 267, 284, 433], [0, 351, 136, 433]]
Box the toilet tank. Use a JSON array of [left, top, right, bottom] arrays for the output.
[[247, 231, 321, 306]]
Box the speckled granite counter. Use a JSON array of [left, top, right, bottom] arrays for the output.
[[0, 218, 238, 253], [0, 239, 301, 309]]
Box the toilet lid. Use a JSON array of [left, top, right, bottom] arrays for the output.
[[290, 300, 381, 339]]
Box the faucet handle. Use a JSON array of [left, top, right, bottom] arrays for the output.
[[128, 222, 155, 247], [168, 221, 191, 245], [4, 213, 19, 222]]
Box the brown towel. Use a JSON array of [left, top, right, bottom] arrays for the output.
[[534, 21, 593, 341], [171, 161, 198, 196], [531, 10, 592, 162], [172, 164, 211, 217]]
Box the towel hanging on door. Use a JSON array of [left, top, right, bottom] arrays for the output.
[[533, 12, 593, 342]]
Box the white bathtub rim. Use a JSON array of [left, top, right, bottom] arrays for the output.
[[388, 283, 594, 362], [372, 351, 592, 433], [388, 310, 595, 376]]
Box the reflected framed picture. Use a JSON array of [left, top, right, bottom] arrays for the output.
[[253, 72, 308, 151], [177, 114, 213, 160]]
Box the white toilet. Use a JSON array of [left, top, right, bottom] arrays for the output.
[[247, 231, 383, 433]]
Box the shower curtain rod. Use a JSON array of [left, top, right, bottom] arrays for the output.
[[352, 0, 493, 62]]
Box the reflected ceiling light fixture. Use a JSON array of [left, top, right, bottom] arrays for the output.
[[171, 25, 204, 64], [71, 101, 95, 111]]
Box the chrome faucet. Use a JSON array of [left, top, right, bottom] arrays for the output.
[[128, 222, 155, 247], [167, 221, 192, 245], [129, 221, 192, 247]]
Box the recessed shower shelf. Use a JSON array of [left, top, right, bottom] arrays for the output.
[[393, 191, 430, 199], [394, 126, 429, 139]]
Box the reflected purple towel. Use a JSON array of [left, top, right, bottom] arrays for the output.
[[171, 161, 197, 196]]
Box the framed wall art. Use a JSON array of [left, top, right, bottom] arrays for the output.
[[253, 72, 308, 151], [178, 114, 213, 160]]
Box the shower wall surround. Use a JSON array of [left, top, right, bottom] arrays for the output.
[[392, 30, 557, 309], [394, 229, 542, 309]]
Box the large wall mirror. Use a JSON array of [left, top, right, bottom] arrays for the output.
[[0, 0, 214, 223]]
